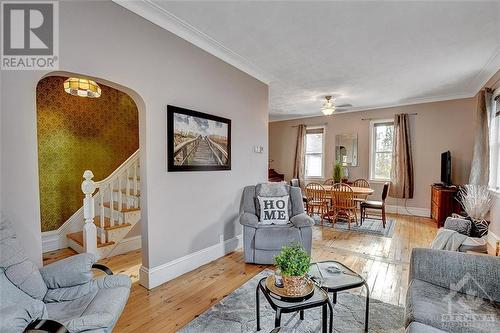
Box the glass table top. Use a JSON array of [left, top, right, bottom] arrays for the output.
[[308, 261, 365, 291]]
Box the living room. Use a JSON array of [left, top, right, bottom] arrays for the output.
[[1, 1, 499, 333]]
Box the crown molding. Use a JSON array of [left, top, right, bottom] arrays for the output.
[[269, 92, 475, 122], [467, 46, 500, 93], [112, 0, 272, 84]]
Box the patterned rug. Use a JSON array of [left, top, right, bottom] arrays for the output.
[[180, 270, 405, 333], [313, 216, 395, 238]]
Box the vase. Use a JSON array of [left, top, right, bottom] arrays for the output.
[[282, 275, 307, 296]]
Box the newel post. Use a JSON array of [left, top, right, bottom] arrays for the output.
[[82, 170, 97, 256]]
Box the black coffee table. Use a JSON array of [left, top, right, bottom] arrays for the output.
[[308, 261, 370, 332], [256, 276, 333, 332]]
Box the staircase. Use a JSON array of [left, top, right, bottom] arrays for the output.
[[66, 150, 141, 259]]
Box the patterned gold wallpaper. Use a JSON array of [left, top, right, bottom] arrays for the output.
[[37, 76, 139, 231]]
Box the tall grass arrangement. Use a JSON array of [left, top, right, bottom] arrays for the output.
[[458, 184, 492, 220]]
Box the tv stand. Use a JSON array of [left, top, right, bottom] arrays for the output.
[[430, 185, 460, 227]]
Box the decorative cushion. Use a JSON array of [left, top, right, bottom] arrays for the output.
[[471, 219, 489, 238], [257, 195, 289, 225], [443, 217, 471, 236]]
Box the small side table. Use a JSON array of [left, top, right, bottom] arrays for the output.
[[309, 261, 370, 332], [256, 277, 333, 332]]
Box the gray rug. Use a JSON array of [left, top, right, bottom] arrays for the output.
[[313, 216, 395, 238], [180, 270, 404, 333]]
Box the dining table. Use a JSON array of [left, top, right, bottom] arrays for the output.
[[321, 185, 375, 221]]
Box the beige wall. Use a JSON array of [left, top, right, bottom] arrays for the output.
[[269, 98, 475, 212]]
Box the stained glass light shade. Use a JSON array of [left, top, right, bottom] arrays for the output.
[[64, 78, 102, 98]]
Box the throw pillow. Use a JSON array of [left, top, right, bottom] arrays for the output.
[[258, 195, 289, 225], [471, 219, 489, 238], [444, 217, 471, 236]]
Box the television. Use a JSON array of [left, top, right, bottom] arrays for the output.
[[441, 151, 452, 186]]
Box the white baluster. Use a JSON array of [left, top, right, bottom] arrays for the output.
[[82, 171, 97, 255], [109, 180, 114, 227], [118, 174, 123, 219], [99, 188, 105, 244], [126, 168, 131, 209], [133, 161, 138, 198]]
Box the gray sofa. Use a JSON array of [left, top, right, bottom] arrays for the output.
[[240, 184, 313, 264], [0, 215, 131, 333], [405, 248, 500, 333]]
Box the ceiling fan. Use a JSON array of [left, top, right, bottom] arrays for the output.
[[321, 96, 352, 115]]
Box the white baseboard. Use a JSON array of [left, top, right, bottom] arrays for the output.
[[487, 230, 499, 252], [140, 234, 243, 290], [108, 235, 142, 256], [384, 205, 430, 217]]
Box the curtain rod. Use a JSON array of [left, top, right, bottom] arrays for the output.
[[292, 122, 328, 128], [361, 113, 418, 121]]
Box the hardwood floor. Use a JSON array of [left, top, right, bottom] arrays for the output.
[[43, 214, 439, 332]]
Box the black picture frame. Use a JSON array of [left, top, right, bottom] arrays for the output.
[[167, 105, 231, 172]]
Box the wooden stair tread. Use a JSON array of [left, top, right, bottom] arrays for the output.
[[93, 217, 131, 230], [113, 189, 140, 196], [66, 231, 115, 248], [103, 202, 140, 212]]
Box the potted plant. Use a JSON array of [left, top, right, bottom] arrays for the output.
[[457, 184, 492, 236], [274, 242, 311, 296], [333, 161, 343, 183]]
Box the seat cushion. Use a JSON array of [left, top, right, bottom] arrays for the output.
[[361, 200, 383, 208], [46, 275, 131, 333], [405, 322, 447, 333], [406, 279, 500, 333], [254, 224, 301, 251]]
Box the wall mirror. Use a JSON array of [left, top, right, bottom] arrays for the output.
[[335, 133, 358, 166]]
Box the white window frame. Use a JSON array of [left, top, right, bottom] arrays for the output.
[[369, 119, 394, 182], [304, 125, 326, 180], [489, 87, 500, 197]]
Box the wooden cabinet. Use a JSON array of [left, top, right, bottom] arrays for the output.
[[430, 185, 460, 227]]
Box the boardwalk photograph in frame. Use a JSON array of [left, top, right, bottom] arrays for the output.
[[167, 105, 231, 171]]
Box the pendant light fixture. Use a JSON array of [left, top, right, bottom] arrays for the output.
[[64, 78, 102, 98]]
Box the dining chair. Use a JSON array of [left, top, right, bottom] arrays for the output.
[[360, 182, 390, 228], [352, 178, 371, 216], [323, 178, 335, 186], [305, 183, 328, 225], [330, 183, 357, 229]]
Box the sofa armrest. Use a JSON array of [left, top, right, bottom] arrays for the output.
[[40, 253, 96, 289], [239, 212, 259, 228], [409, 248, 500, 301], [290, 213, 314, 228]]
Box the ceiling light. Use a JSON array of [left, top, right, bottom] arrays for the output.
[[321, 96, 336, 115], [64, 78, 102, 98]]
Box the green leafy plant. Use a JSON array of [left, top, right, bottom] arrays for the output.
[[333, 161, 343, 183], [274, 242, 311, 277]]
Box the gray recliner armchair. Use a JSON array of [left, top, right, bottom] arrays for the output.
[[0, 215, 131, 333], [240, 184, 314, 264]]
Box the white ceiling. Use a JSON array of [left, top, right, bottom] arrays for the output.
[[117, 0, 500, 121]]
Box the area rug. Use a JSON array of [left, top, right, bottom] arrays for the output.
[[313, 216, 395, 238], [179, 270, 404, 333]]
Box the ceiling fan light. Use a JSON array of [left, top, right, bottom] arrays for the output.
[[321, 95, 336, 115], [322, 107, 335, 116]]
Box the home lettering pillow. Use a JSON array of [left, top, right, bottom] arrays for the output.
[[257, 195, 289, 225]]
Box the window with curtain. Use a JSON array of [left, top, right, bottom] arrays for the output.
[[305, 127, 325, 178], [370, 120, 394, 181], [489, 95, 500, 192]]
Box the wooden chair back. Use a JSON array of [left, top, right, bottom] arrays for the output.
[[331, 183, 355, 209], [323, 178, 335, 186], [305, 183, 326, 203], [352, 178, 370, 188], [382, 182, 390, 202]]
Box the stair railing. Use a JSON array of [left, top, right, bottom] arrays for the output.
[[81, 149, 140, 248]]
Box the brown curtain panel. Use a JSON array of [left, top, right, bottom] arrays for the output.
[[389, 113, 414, 199], [293, 124, 306, 187], [469, 89, 491, 186]]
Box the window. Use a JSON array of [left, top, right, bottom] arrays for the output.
[[370, 120, 394, 181], [305, 127, 325, 178], [489, 92, 500, 192]]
